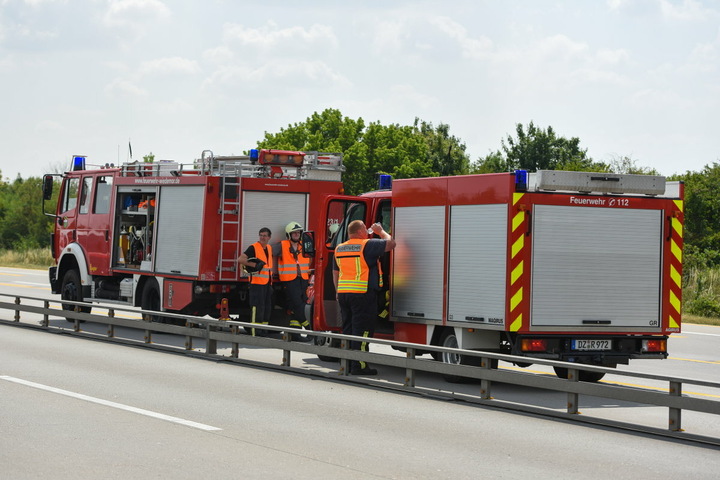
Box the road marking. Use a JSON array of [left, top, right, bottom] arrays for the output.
[[682, 331, 720, 337], [0, 282, 50, 290], [669, 356, 720, 365], [0, 375, 222, 432], [17, 281, 49, 287], [501, 365, 720, 398]]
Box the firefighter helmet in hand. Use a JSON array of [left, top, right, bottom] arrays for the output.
[[243, 258, 265, 274], [285, 222, 303, 238]]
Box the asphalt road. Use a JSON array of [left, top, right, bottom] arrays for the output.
[[1, 266, 720, 478]]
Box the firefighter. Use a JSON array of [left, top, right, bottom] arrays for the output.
[[273, 221, 311, 341], [333, 219, 396, 375], [237, 227, 275, 337]]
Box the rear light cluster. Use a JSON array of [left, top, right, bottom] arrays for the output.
[[642, 338, 667, 353], [520, 338, 547, 352]]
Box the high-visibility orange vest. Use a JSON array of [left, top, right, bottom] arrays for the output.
[[278, 240, 310, 281], [250, 242, 273, 285], [335, 239, 370, 293]]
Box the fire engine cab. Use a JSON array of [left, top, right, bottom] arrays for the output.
[[312, 170, 684, 381], [42, 149, 344, 322]]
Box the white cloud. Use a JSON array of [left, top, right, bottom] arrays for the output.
[[223, 21, 338, 52], [138, 57, 200, 76], [104, 78, 148, 97], [429, 16, 494, 60], [202, 59, 350, 91], [202, 45, 234, 64], [659, 0, 716, 21], [103, 0, 171, 29]]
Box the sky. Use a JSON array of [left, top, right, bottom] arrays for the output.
[[1, 0, 718, 181]]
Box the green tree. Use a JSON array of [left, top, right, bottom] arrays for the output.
[[257, 109, 469, 194], [502, 122, 594, 171], [413, 119, 469, 177], [469, 150, 508, 173], [678, 163, 720, 266], [0, 176, 52, 249], [608, 155, 659, 175]]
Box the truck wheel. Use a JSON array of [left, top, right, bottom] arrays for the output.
[[60, 269, 91, 318], [315, 334, 340, 362], [141, 280, 163, 323], [553, 366, 605, 382], [437, 329, 498, 383]]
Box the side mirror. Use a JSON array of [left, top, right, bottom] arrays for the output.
[[302, 231, 315, 257], [42, 175, 54, 201]]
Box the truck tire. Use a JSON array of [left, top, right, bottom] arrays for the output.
[[60, 269, 91, 318], [553, 366, 606, 383], [315, 334, 341, 362], [141, 280, 163, 323], [437, 329, 498, 383]]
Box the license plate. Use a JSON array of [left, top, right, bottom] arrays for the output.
[[571, 339, 612, 351]]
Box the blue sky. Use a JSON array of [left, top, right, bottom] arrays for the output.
[[1, 0, 718, 180]]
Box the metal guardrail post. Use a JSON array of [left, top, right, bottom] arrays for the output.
[[42, 300, 49, 327], [340, 339, 350, 376], [14, 297, 20, 322], [206, 324, 217, 354], [480, 355, 492, 400], [107, 309, 115, 338], [405, 347, 416, 387], [282, 333, 292, 367], [143, 314, 151, 344], [230, 325, 239, 358], [567, 367, 580, 414], [185, 320, 194, 351], [669, 381, 683, 431]]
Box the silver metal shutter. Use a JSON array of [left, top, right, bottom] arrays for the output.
[[155, 186, 204, 276], [531, 205, 662, 329], [241, 191, 308, 256], [448, 204, 507, 326], [391, 206, 445, 321]]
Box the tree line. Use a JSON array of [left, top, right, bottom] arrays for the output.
[[1, 108, 718, 313]]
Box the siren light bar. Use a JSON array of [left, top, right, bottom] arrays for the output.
[[255, 149, 306, 167]]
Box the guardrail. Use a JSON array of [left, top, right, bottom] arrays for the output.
[[2, 292, 719, 446]]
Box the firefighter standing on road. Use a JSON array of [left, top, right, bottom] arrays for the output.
[[333, 219, 396, 375], [274, 222, 311, 341], [237, 227, 274, 337]]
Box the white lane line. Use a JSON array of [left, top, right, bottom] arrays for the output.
[[682, 331, 720, 337], [0, 375, 221, 432], [17, 281, 49, 286]]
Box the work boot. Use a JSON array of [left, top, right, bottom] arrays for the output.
[[350, 366, 378, 376]]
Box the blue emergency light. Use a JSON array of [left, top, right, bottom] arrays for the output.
[[514, 169, 528, 191], [378, 174, 392, 190], [249, 149, 259, 162], [72, 155, 86, 171]]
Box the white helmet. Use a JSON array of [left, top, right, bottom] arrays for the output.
[[285, 222, 303, 238]]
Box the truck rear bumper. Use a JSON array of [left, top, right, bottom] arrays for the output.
[[512, 334, 669, 367]]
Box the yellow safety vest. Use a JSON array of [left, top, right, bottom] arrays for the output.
[[335, 239, 370, 293]]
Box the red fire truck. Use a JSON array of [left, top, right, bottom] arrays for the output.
[[42, 149, 344, 322], [311, 170, 684, 381]]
